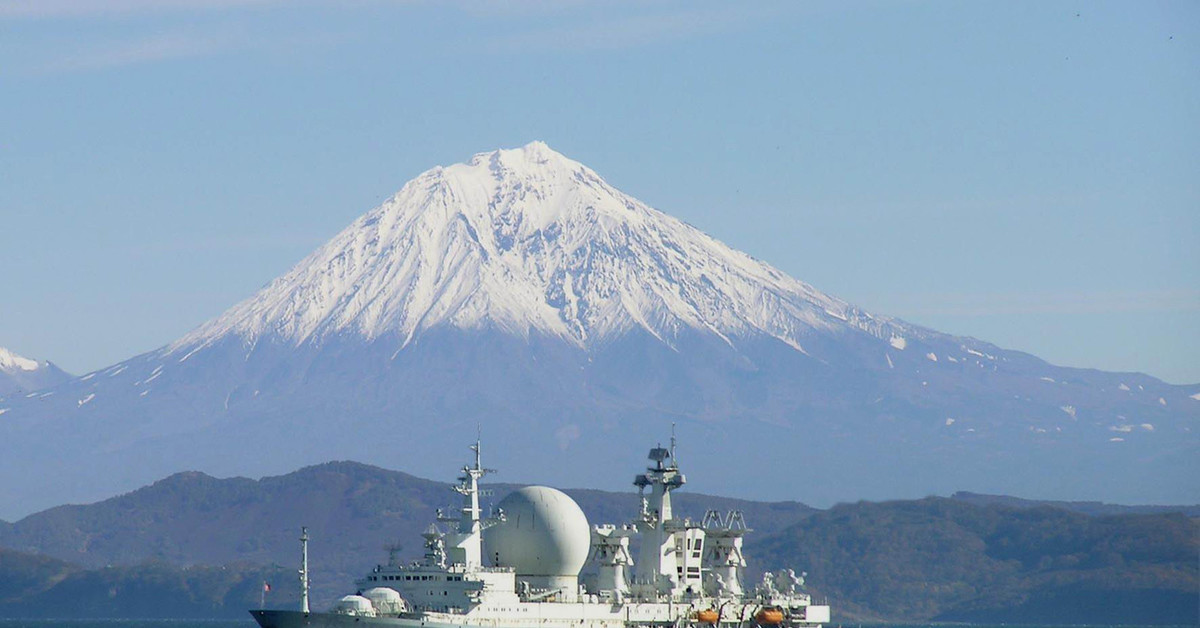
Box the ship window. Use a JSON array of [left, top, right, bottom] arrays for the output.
[[694, 539, 702, 551]]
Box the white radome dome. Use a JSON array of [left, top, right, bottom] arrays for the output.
[[362, 587, 407, 614], [484, 486, 590, 578], [332, 594, 376, 617]]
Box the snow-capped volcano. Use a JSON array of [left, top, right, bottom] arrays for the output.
[[174, 142, 887, 356], [0, 143, 1195, 520]]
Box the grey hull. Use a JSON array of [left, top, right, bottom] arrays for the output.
[[251, 610, 414, 628]]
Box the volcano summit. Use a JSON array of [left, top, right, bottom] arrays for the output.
[[1, 143, 1195, 519]]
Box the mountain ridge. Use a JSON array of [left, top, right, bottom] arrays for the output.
[[0, 346, 72, 398], [0, 142, 1195, 519], [0, 459, 1194, 623]]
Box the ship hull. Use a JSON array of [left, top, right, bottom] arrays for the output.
[[250, 610, 612, 628], [250, 609, 829, 628], [252, 610, 415, 628]]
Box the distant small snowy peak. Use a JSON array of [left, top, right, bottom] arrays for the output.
[[0, 346, 41, 373], [1110, 424, 1133, 433], [1040, 376, 1055, 383], [1158, 397, 1166, 406], [77, 393, 95, 407], [925, 352, 937, 362], [889, 336, 907, 350], [944, 417, 955, 426], [1191, 392, 1200, 401], [1141, 423, 1155, 431], [1118, 382, 1131, 391], [1060, 405, 1077, 419], [1109, 437, 1125, 442], [0, 407, 8, 416]]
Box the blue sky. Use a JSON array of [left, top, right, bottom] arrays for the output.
[[2, 0, 1197, 383]]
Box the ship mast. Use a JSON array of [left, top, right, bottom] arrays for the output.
[[438, 439, 500, 567], [299, 526, 310, 614], [631, 434, 686, 598]]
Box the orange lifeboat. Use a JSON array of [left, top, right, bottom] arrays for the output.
[[755, 608, 784, 625], [694, 609, 719, 624]]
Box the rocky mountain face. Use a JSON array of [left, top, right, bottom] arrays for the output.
[[0, 142, 1196, 518], [0, 346, 71, 398]]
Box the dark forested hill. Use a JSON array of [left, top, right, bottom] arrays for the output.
[[0, 460, 812, 609], [951, 491, 1200, 517], [1, 462, 1195, 622], [0, 547, 295, 619], [750, 498, 1199, 623]]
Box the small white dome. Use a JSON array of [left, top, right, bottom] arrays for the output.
[[362, 587, 406, 614], [484, 486, 590, 578], [333, 594, 376, 617]]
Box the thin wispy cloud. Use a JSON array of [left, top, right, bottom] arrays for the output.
[[484, 4, 788, 53], [0, 0, 282, 19], [36, 28, 245, 73], [136, 231, 330, 256], [879, 289, 1200, 318], [10, 19, 351, 75]]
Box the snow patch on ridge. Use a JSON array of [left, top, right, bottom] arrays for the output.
[[0, 347, 40, 372]]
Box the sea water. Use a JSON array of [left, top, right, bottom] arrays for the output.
[[1, 623, 1194, 628], [0, 622, 257, 628]]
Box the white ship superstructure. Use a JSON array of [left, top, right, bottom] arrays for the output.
[[251, 439, 830, 628]]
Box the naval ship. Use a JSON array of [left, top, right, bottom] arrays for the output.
[[251, 438, 830, 628]]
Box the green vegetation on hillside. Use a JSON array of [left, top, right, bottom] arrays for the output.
[[750, 498, 1198, 623], [1, 462, 1195, 623], [0, 548, 295, 618]]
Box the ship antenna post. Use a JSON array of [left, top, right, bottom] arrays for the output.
[[299, 526, 310, 614]]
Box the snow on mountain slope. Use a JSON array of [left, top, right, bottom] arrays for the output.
[[0, 143, 1196, 520], [171, 142, 894, 356], [0, 347, 40, 372], [0, 346, 71, 397]]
